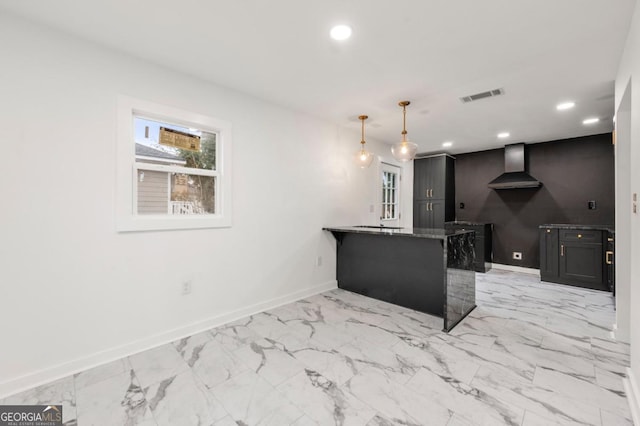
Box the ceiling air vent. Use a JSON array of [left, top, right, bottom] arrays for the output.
[[460, 88, 505, 103]]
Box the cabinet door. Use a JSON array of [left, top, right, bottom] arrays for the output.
[[606, 234, 615, 293], [413, 200, 431, 228], [413, 158, 432, 200], [559, 241, 603, 287], [429, 157, 446, 199], [430, 199, 446, 228], [540, 228, 558, 280]]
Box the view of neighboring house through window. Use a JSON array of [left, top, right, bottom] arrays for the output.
[[134, 117, 217, 215]]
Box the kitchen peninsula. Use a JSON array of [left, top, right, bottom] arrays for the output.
[[324, 226, 476, 331]]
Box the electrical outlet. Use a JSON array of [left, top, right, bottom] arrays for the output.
[[182, 281, 192, 295], [513, 252, 522, 260], [588, 200, 596, 210], [316, 256, 323, 267]]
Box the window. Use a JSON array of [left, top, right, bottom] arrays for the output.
[[117, 97, 232, 231], [381, 163, 400, 222]]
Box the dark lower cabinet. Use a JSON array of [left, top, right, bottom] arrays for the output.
[[607, 233, 615, 295], [540, 226, 610, 291], [559, 241, 603, 286], [445, 222, 493, 272], [539, 228, 559, 278]]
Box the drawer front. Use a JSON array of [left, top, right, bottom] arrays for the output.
[[559, 230, 602, 243]]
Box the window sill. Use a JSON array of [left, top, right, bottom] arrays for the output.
[[117, 215, 232, 233]]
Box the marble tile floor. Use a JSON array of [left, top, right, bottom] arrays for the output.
[[1, 270, 631, 426]]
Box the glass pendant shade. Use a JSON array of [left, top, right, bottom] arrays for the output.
[[391, 101, 418, 162], [391, 140, 418, 162], [354, 149, 374, 168], [354, 115, 374, 168]]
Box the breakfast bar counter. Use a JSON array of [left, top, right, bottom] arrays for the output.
[[323, 226, 476, 331]]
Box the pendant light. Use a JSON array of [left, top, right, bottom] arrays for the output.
[[391, 101, 418, 162], [354, 115, 374, 168]]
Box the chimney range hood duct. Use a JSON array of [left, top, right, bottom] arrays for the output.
[[488, 143, 542, 190]]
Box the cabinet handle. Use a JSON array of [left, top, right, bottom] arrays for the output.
[[561, 244, 564, 256], [430, 189, 434, 197], [578, 234, 582, 239], [426, 189, 429, 198], [606, 251, 613, 265]]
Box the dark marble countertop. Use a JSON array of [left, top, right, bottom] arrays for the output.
[[445, 221, 492, 226], [539, 224, 615, 233], [323, 226, 473, 240]]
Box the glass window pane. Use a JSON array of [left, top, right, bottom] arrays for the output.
[[382, 170, 400, 220], [136, 170, 169, 214], [134, 116, 216, 171], [170, 173, 216, 214], [136, 170, 216, 215]]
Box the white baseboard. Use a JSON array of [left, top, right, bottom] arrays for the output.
[[624, 367, 640, 425], [0, 280, 337, 399], [490, 263, 540, 276]]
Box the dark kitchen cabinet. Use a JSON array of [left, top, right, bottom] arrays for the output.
[[539, 228, 559, 279], [446, 222, 493, 272], [413, 155, 454, 228], [606, 232, 615, 295], [414, 199, 446, 229], [539, 226, 610, 291]]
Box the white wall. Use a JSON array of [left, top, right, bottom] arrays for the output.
[[615, 1, 640, 421], [0, 14, 411, 397]]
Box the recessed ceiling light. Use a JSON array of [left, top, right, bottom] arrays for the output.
[[330, 25, 352, 41], [583, 117, 600, 125], [556, 101, 575, 111], [442, 141, 453, 148], [497, 132, 510, 139]]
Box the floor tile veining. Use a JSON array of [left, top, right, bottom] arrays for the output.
[[3, 270, 631, 425]]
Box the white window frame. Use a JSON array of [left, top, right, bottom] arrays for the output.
[[117, 96, 232, 232], [379, 162, 401, 225]]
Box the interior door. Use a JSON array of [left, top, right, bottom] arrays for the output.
[[381, 163, 401, 228]]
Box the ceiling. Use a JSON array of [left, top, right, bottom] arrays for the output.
[[1, 0, 635, 154]]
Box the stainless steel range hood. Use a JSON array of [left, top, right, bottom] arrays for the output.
[[488, 143, 542, 190]]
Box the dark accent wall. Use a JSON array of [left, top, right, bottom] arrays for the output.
[[455, 133, 614, 268]]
